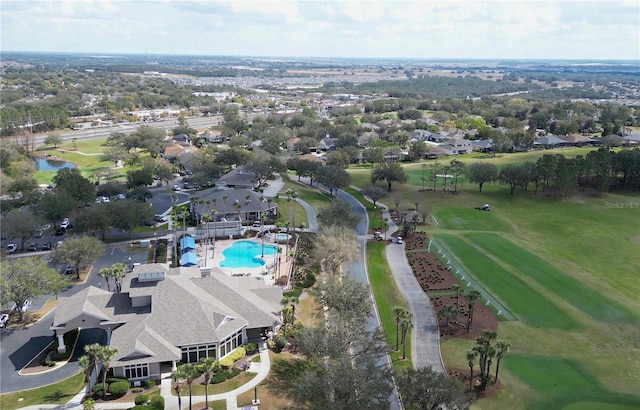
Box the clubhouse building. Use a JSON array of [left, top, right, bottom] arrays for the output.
[[51, 263, 282, 382]]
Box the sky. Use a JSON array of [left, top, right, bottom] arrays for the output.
[[1, 0, 639, 60]]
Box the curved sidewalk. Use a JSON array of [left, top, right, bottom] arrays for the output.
[[18, 345, 271, 410], [354, 186, 445, 373]]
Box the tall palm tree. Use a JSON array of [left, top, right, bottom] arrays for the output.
[[281, 305, 294, 338], [438, 304, 457, 327], [171, 211, 181, 265], [400, 311, 414, 360], [466, 349, 478, 390], [172, 367, 186, 410], [281, 295, 299, 322], [84, 343, 102, 372], [198, 358, 219, 410], [451, 284, 464, 313], [78, 355, 92, 393], [181, 364, 202, 410], [96, 346, 118, 398], [465, 289, 482, 332], [97, 268, 112, 292], [111, 263, 126, 293], [210, 209, 218, 253], [180, 209, 189, 237], [201, 214, 211, 262], [494, 340, 511, 383], [392, 306, 408, 351]]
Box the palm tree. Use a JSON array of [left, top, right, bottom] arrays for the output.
[[400, 311, 414, 360], [111, 263, 126, 293], [98, 268, 112, 292], [198, 358, 219, 409], [465, 349, 478, 390], [451, 284, 464, 313], [438, 304, 457, 327], [84, 343, 102, 372], [392, 306, 408, 351], [181, 364, 202, 410], [96, 346, 118, 398], [83, 398, 95, 410], [494, 340, 511, 383], [172, 367, 186, 410], [210, 209, 218, 253], [171, 211, 181, 266], [180, 209, 189, 237], [201, 214, 211, 262], [281, 295, 299, 322], [473, 330, 498, 390], [465, 289, 482, 332], [281, 305, 294, 338], [78, 355, 92, 393]]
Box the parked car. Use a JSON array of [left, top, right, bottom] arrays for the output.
[[28, 243, 39, 252], [61, 265, 74, 275], [172, 185, 181, 191], [183, 182, 193, 189], [60, 220, 70, 229], [54, 227, 66, 236], [100, 196, 110, 203], [0, 313, 9, 328], [33, 229, 44, 238], [56, 241, 64, 249], [6, 244, 17, 254], [42, 242, 53, 251], [116, 193, 126, 200], [13, 300, 31, 312], [155, 214, 168, 223], [396, 236, 403, 244]]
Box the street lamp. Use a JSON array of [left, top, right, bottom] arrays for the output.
[[128, 257, 132, 271]]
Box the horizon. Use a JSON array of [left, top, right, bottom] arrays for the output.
[[2, 1, 638, 61]]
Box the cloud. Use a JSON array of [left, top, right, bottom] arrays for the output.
[[1, 0, 638, 59]]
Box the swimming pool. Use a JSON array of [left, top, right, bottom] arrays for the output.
[[219, 240, 278, 268], [272, 233, 291, 243]]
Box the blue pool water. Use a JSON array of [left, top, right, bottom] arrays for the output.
[[35, 158, 76, 171], [219, 240, 278, 268]]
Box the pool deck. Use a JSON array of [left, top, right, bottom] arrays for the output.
[[192, 235, 294, 287]]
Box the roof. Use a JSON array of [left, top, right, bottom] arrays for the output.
[[193, 188, 275, 217], [535, 135, 567, 146], [180, 252, 197, 266], [51, 264, 282, 367], [180, 236, 196, 251], [217, 166, 259, 188]]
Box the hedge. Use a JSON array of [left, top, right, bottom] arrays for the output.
[[109, 381, 130, 397], [135, 394, 149, 405], [92, 383, 108, 397], [143, 378, 156, 388], [219, 346, 246, 368], [149, 395, 165, 410]]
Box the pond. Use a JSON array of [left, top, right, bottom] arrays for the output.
[[35, 157, 76, 172]]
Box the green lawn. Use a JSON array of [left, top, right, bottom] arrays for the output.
[[0, 372, 85, 409], [436, 234, 576, 329], [503, 355, 640, 410], [434, 208, 512, 232], [366, 241, 413, 370], [465, 233, 638, 323]]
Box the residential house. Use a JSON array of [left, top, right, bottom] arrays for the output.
[[358, 132, 379, 147], [216, 166, 260, 190], [426, 146, 447, 159], [318, 136, 338, 151], [173, 134, 191, 146], [534, 135, 570, 149], [471, 139, 494, 153], [50, 263, 282, 382], [286, 137, 301, 152], [440, 139, 473, 155]]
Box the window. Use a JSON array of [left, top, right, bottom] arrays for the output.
[[181, 344, 218, 364], [125, 364, 149, 379]]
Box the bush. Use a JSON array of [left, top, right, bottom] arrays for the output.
[[149, 395, 164, 410], [143, 378, 156, 389], [229, 367, 241, 378], [155, 243, 167, 263], [107, 376, 128, 384], [270, 335, 286, 353], [211, 373, 227, 384], [92, 383, 108, 397], [302, 271, 316, 288], [132, 387, 144, 393], [244, 343, 258, 355], [219, 346, 246, 368], [135, 394, 149, 405], [108, 381, 130, 398]]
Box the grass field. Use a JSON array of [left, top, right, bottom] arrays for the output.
[[436, 234, 576, 329], [465, 233, 638, 324], [348, 148, 640, 409], [0, 372, 85, 409]]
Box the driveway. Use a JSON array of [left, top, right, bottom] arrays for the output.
[[0, 245, 149, 394]]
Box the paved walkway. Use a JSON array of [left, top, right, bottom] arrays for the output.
[[354, 186, 445, 373], [17, 345, 271, 410]]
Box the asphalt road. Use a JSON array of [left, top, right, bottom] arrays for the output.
[[0, 245, 149, 394]]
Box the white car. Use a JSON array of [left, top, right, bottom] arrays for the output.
[[5, 243, 17, 254], [101, 196, 110, 203], [60, 220, 70, 229], [396, 236, 403, 244], [13, 300, 31, 313], [0, 313, 9, 328], [115, 193, 126, 200]]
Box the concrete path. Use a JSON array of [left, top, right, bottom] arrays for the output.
[[354, 185, 445, 373]]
